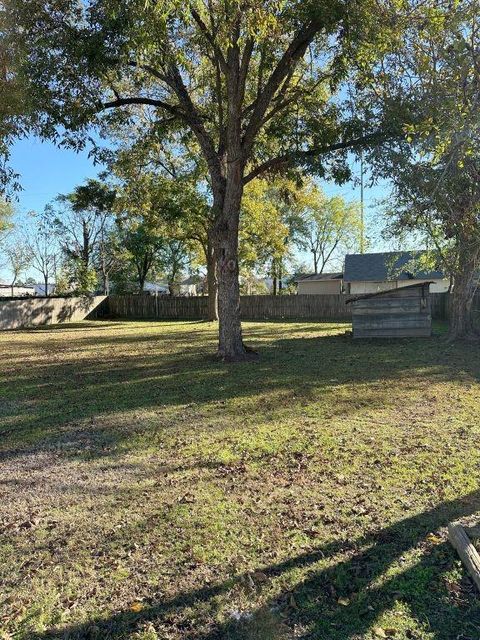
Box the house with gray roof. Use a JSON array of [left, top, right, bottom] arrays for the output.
[[296, 272, 343, 294], [343, 251, 449, 295]]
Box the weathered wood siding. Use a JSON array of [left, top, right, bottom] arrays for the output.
[[108, 295, 209, 320], [0, 295, 108, 330], [350, 284, 432, 338], [439, 291, 480, 329], [108, 294, 354, 321], [240, 294, 352, 320]]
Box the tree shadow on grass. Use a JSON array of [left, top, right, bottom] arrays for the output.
[[27, 489, 480, 640], [1, 324, 479, 462]]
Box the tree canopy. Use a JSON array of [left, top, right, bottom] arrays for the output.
[[354, 0, 480, 338], [3, 0, 400, 358]]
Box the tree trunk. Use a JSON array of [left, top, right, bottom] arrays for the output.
[[44, 275, 49, 297], [213, 175, 247, 361], [449, 247, 479, 341], [206, 235, 218, 321]]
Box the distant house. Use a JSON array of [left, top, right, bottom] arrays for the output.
[[143, 282, 169, 295], [343, 251, 449, 295], [179, 276, 203, 296], [0, 282, 36, 297], [34, 283, 56, 296], [143, 277, 203, 296], [296, 272, 343, 295]]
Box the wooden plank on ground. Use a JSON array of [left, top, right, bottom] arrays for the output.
[[448, 522, 480, 592]]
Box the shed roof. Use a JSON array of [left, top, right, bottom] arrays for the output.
[[296, 272, 343, 283], [346, 281, 433, 304], [344, 251, 444, 282]]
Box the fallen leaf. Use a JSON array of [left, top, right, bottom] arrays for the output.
[[426, 533, 443, 544], [129, 602, 144, 613], [373, 628, 387, 638], [252, 571, 268, 583], [337, 597, 350, 606]]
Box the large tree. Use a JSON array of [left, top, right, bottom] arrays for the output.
[[354, 0, 480, 340], [5, 0, 395, 358], [0, 4, 27, 194]]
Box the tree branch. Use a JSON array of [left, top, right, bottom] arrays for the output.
[[163, 57, 224, 188], [238, 36, 254, 103], [127, 61, 169, 83], [243, 130, 398, 184], [190, 6, 228, 73], [101, 96, 182, 118], [242, 19, 323, 153]]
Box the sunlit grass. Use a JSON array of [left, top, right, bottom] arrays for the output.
[[0, 320, 479, 639]]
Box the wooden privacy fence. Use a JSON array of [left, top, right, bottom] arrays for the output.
[[108, 292, 480, 322], [1, 291, 478, 327], [109, 293, 365, 321], [108, 294, 209, 320], [431, 291, 480, 326], [240, 294, 352, 320]]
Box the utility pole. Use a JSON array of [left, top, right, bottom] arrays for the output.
[[360, 150, 365, 254]]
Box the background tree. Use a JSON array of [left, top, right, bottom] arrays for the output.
[[112, 154, 218, 314], [353, 0, 480, 339], [24, 212, 60, 296], [114, 171, 195, 292], [113, 164, 218, 306], [117, 220, 165, 293], [48, 179, 116, 294], [45, 180, 115, 292], [160, 239, 191, 296], [5, 238, 30, 296], [93, 225, 125, 295], [0, 198, 14, 254], [240, 180, 290, 295], [296, 184, 363, 273], [5, 0, 395, 359]]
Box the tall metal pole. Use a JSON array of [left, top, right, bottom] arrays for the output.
[[360, 149, 365, 254]]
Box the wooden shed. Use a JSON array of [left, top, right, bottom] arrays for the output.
[[346, 281, 432, 338]]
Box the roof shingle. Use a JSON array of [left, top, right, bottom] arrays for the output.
[[343, 251, 444, 282]]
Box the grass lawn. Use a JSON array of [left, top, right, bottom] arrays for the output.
[[1, 319, 480, 640]]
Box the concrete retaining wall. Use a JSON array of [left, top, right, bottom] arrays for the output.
[[0, 296, 108, 330]]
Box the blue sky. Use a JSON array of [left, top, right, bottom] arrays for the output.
[[10, 137, 104, 218], [4, 135, 396, 281]]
